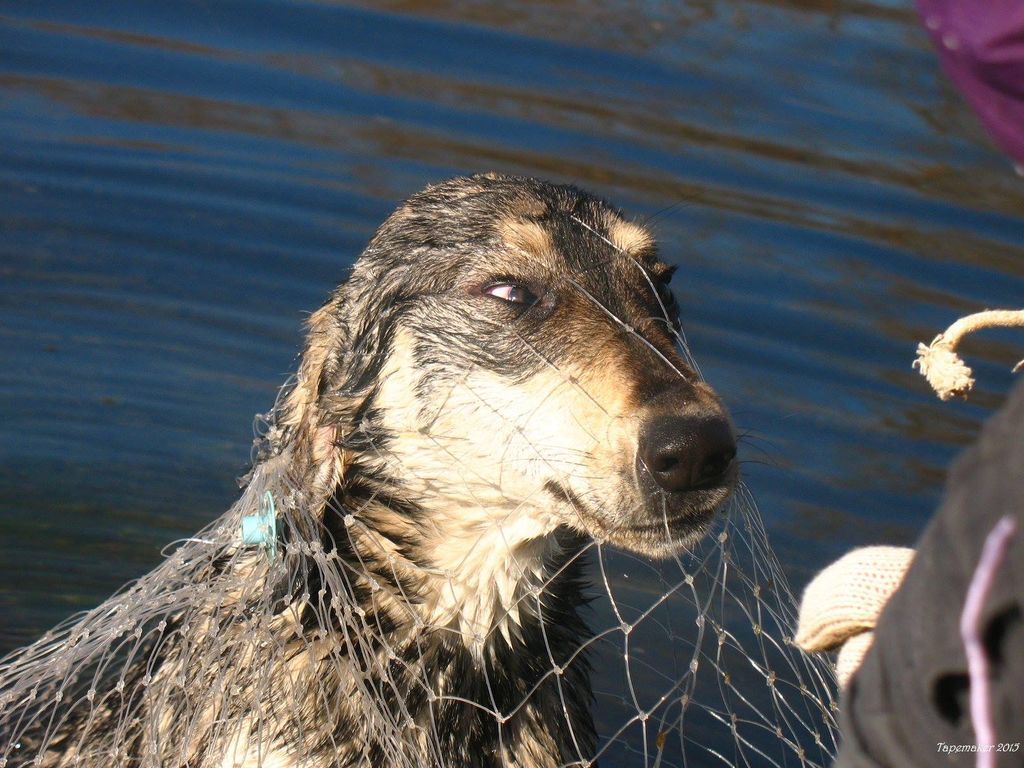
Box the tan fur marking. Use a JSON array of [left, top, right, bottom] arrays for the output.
[[607, 218, 654, 256], [572, 345, 639, 421], [280, 303, 337, 433], [498, 216, 554, 258], [508, 193, 548, 219]]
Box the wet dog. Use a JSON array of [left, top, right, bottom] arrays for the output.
[[5, 174, 736, 768]]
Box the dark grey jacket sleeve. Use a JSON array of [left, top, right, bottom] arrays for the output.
[[835, 380, 1024, 766]]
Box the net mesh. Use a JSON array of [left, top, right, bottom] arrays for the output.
[[0, 179, 839, 768]]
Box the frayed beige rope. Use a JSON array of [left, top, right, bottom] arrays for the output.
[[914, 309, 1024, 401]]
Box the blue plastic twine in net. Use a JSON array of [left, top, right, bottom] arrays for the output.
[[241, 490, 277, 562]]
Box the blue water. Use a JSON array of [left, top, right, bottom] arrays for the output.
[[2, 0, 1024, 762]]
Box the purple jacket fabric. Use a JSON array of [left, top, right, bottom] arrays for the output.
[[916, 0, 1024, 166]]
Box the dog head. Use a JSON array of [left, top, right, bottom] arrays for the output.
[[279, 174, 736, 561]]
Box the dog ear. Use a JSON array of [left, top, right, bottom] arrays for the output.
[[275, 289, 349, 494], [273, 274, 399, 491]]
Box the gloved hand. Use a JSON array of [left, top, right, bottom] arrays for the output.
[[795, 546, 915, 688]]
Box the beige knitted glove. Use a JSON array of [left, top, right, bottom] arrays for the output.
[[795, 546, 915, 688]]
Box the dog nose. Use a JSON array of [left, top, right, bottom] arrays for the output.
[[639, 413, 736, 493]]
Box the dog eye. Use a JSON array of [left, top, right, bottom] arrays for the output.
[[658, 264, 678, 281], [657, 283, 678, 310], [483, 283, 538, 306], [653, 276, 681, 329]]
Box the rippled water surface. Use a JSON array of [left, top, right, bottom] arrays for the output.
[[2, 0, 1024, 762]]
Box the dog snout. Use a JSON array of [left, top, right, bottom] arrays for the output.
[[638, 400, 736, 493]]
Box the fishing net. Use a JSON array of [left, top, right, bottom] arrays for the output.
[[0, 178, 839, 767]]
